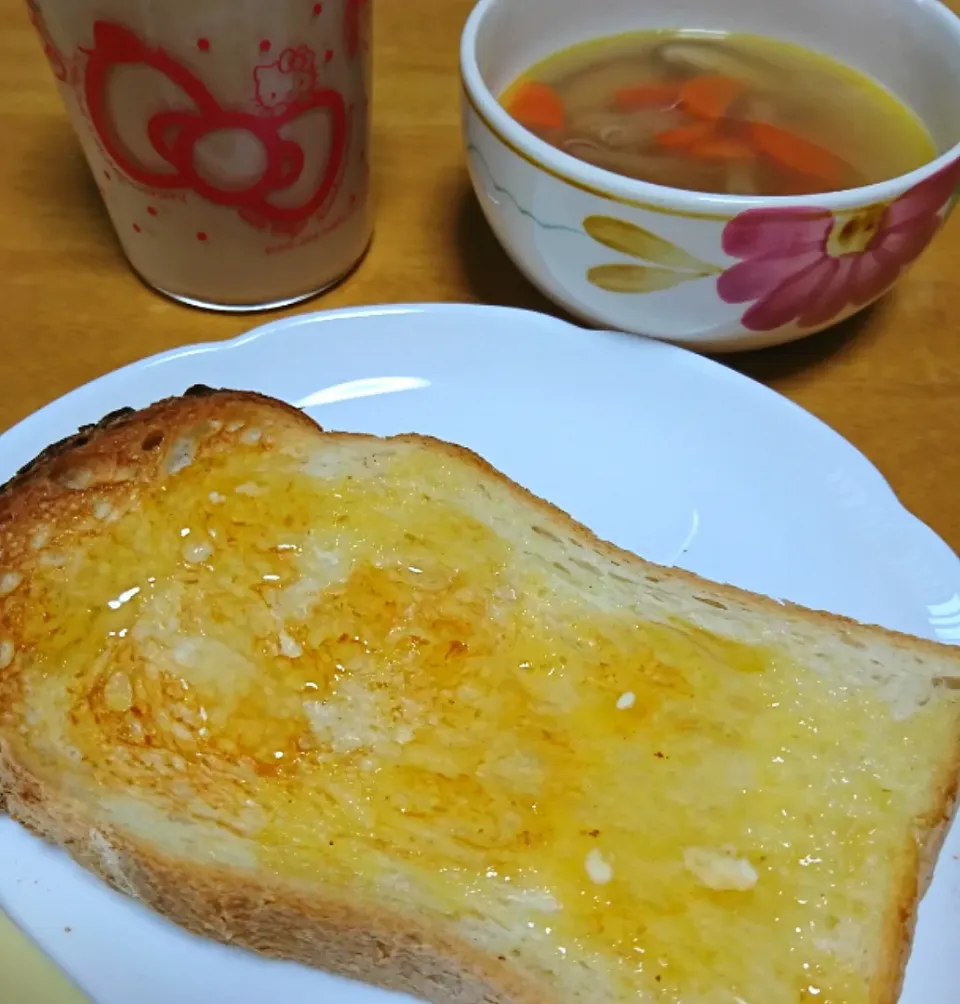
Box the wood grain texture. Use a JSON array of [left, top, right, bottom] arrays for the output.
[[0, 0, 957, 558]]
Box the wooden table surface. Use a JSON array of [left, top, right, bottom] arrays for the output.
[[1, 0, 959, 565]]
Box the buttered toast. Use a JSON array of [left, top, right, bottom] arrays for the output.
[[1, 387, 959, 1004]]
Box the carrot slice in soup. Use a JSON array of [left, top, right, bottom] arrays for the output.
[[688, 136, 756, 160], [613, 82, 680, 111], [749, 122, 845, 186], [655, 120, 717, 150], [680, 74, 746, 119], [506, 81, 565, 130]]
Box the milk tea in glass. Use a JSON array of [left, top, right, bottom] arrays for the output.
[[27, 0, 373, 310]]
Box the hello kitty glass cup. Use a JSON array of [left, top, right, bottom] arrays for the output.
[[27, 0, 373, 311]]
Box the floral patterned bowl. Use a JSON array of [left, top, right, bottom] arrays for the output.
[[460, 0, 960, 351]]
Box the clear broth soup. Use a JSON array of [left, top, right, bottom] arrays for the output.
[[501, 31, 936, 196]]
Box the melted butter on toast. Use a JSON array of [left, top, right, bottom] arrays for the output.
[[3, 436, 955, 1002]]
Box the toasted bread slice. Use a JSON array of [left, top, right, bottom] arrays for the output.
[[1, 387, 959, 1004]]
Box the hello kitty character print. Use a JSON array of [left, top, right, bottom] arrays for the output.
[[80, 21, 347, 236], [254, 45, 318, 111]]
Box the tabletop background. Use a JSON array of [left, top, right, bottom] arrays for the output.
[[0, 0, 959, 999]]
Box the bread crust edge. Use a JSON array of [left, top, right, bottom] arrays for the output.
[[1, 386, 959, 1003], [0, 744, 550, 1004]]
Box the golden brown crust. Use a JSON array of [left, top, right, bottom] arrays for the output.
[[395, 431, 960, 665], [0, 741, 548, 1004], [870, 741, 960, 1004], [0, 387, 314, 566], [0, 385, 308, 505], [0, 387, 555, 1002], [2, 385, 958, 666], [1, 387, 959, 1003]]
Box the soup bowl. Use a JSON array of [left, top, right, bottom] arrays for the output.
[[460, 0, 960, 351]]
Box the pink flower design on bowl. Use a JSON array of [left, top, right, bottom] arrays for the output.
[[717, 162, 960, 332]]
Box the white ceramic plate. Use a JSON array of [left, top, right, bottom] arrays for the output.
[[0, 304, 957, 1004]]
